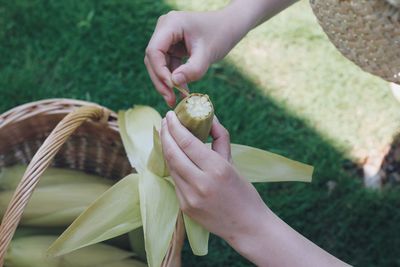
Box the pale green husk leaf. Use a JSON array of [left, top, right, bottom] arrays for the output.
[[230, 144, 313, 183], [183, 214, 209, 256], [139, 170, 179, 267], [0, 183, 110, 227], [48, 174, 142, 256], [118, 106, 162, 173], [5, 236, 135, 267], [0, 165, 112, 190]]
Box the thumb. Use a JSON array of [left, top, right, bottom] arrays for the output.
[[171, 46, 210, 85]]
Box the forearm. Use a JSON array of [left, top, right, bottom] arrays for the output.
[[229, 208, 350, 267], [218, 0, 297, 49]]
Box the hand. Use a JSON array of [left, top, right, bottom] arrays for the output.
[[145, 1, 298, 107], [160, 111, 268, 244], [161, 111, 350, 267], [145, 10, 237, 107]]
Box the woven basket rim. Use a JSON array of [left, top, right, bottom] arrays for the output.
[[0, 98, 118, 130]]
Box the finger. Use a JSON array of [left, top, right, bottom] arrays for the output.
[[169, 56, 190, 99], [211, 116, 231, 161], [165, 111, 219, 170], [161, 118, 203, 180], [144, 56, 176, 107], [145, 19, 183, 104], [171, 45, 210, 86], [146, 48, 173, 88]]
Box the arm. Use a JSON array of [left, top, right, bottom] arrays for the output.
[[160, 111, 349, 267], [232, 207, 349, 267], [145, 0, 297, 106]]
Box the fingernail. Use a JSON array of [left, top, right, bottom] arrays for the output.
[[164, 78, 173, 89], [171, 73, 186, 86]]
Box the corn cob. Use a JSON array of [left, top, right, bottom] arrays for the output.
[[0, 165, 112, 190], [0, 183, 110, 227], [4, 235, 147, 267], [174, 93, 214, 142]]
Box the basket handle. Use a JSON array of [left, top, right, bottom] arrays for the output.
[[0, 105, 110, 265]]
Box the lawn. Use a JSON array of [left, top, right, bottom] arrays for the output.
[[1, 0, 400, 266]]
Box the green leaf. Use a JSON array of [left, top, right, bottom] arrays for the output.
[[118, 106, 162, 173], [183, 214, 209, 256], [139, 170, 179, 267], [231, 144, 313, 183], [48, 174, 142, 256]]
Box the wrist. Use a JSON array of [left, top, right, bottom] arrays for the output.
[[224, 205, 275, 264]]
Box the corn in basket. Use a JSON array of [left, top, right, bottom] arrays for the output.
[[0, 99, 184, 267]]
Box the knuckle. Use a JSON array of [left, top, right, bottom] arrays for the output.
[[190, 67, 206, 80], [166, 10, 178, 17], [157, 14, 165, 22], [179, 137, 194, 150], [197, 183, 213, 198], [213, 163, 230, 180], [145, 46, 155, 57], [186, 195, 201, 211]]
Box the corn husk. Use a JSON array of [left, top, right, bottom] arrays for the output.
[[230, 144, 313, 183], [4, 236, 136, 267], [147, 127, 169, 177], [182, 214, 209, 256], [139, 170, 179, 267], [13, 227, 65, 239], [48, 174, 141, 256], [118, 106, 162, 173], [0, 183, 110, 227], [0, 165, 112, 190]]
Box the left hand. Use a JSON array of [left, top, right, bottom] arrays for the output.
[[160, 111, 269, 244]]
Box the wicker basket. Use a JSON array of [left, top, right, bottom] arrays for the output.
[[0, 99, 184, 267]]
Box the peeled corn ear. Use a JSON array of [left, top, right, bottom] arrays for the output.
[[0, 183, 110, 227], [0, 165, 112, 190], [174, 93, 214, 142], [5, 235, 136, 267]]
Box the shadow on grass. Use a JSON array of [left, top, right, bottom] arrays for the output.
[[0, 1, 399, 266]]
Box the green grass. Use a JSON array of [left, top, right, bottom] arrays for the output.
[[1, 1, 400, 266]]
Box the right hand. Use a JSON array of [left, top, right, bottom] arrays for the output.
[[160, 111, 269, 244], [144, 10, 237, 106]]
